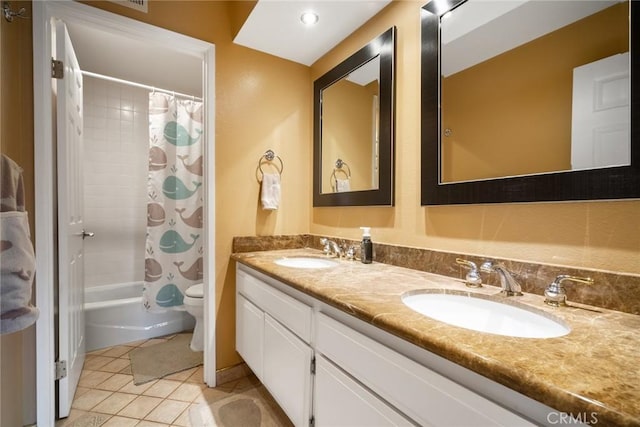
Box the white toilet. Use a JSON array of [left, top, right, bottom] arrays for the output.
[[183, 283, 204, 352]]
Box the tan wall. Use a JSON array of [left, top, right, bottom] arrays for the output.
[[214, 28, 311, 369], [441, 3, 628, 182], [321, 79, 375, 192], [1, 332, 23, 427], [310, 1, 640, 276], [1, 1, 35, 425]]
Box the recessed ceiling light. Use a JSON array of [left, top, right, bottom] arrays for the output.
[[300, 11, 319, 26]]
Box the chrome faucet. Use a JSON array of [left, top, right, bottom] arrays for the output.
[[455, 258, 482, 288], [344, 245, 358, 261], [320, 238, 343, 258], [544, 275, 594, 307], [480, 262, 522, 296]]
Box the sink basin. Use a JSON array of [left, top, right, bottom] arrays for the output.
[[402, 291, 570, 338], [274, 257, 339, 269]]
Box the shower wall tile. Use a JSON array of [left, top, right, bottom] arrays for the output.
[[83, 77, 149, 288]]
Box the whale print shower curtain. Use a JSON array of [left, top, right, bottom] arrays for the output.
[[143, 93, 203, 312]]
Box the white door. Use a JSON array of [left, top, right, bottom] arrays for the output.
[[571, 52, 630, 170], [55, 20, 86, 419]]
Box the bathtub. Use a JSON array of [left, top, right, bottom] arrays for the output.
[[84, 282, 195, 351]]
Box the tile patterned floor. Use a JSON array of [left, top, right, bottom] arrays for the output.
[[56, 336, 290, 427]]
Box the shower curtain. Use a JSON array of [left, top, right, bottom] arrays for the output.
[[143, 93, 204, 312]]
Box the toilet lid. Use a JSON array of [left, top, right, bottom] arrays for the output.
[[185, 283, 204, 298]]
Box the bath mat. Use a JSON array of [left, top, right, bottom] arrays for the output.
[[63, 412, 111, 427], [189, 385, 293, 427], [129, 333, 202, 385]]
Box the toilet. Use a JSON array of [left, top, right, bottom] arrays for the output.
[[183, 283, 204, 352]]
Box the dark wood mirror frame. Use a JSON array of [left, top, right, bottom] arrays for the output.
[[421, 0, 639, 205], [314, 27, 396, 207]]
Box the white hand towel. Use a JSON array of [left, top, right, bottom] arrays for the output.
[[336, 178, 351, 192], [261, 173, 281, 210], [1, 211, 39, 334]]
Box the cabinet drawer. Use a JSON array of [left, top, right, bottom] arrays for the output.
[[315, 355, 413, 427], [237, 267, 312, 343], [316, 313, 534, 427]]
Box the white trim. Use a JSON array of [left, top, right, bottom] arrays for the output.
[[202, 43, 217, 389], [33, 2, 216, 424], [33, 3, 56, 424]]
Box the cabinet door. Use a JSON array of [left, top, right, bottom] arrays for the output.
[[263, 314, 312, 427], [236, 294, 264, 381], [315, 355, 415, 427], [316, 313, 534, 426]]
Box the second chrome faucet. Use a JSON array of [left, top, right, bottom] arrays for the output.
[[456, 259, 596, 306], [455, 258, 522, 296], [480, 261, 523, 296]]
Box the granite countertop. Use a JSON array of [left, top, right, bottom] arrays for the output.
[[232, 248, 640, 427]]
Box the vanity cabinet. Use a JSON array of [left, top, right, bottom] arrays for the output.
[[314, 354, 413, 426], [235, 268, 313, 427], [236, 264, 537, 427], [316, 312, 534, 427]]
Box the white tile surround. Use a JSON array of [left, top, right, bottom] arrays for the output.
[[83, 77, 149, 288]]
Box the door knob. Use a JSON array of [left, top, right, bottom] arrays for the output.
[[81, 230, 95, 239]]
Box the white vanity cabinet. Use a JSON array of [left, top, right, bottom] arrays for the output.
[[314, 354, 413, 426], [235, 267, 313, 427], [236, 264, 542, 427], [315, 312, 535, 427]]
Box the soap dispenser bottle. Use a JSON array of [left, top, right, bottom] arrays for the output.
[[360, 227, 373, 264]]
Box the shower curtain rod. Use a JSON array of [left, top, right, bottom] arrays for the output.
[[81, 70, 203, 101]]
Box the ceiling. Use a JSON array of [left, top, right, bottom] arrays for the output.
[[66, 20, 203, 96], [233, 0, 392, 66], [66, 0, 392, 95], [346, 56, 380, 86], [441, 0, 619, 76]]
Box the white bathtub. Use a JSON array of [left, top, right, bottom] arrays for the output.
[[84, 282, 195, 351]]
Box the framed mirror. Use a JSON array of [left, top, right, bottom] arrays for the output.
[[421, 0, 639, 205], [314, 27, 396, 206]]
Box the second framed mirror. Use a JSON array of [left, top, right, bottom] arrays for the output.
[[313, 27, 396, 207]]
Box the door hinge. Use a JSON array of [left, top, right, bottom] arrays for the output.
[[310, 356, 316, 375], [51, 58, 64, 79], [55, 360, 67, 380], [309, 416, 315, 427]]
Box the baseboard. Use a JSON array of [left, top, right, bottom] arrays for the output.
[[215, 362, 253, 385]]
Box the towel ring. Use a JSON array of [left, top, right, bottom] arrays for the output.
[[256, 149, 284, 182], [3, 2, 29, 22], [330, 158, 351, 191]]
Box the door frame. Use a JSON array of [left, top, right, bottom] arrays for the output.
[[33, 2, 216, 424]]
